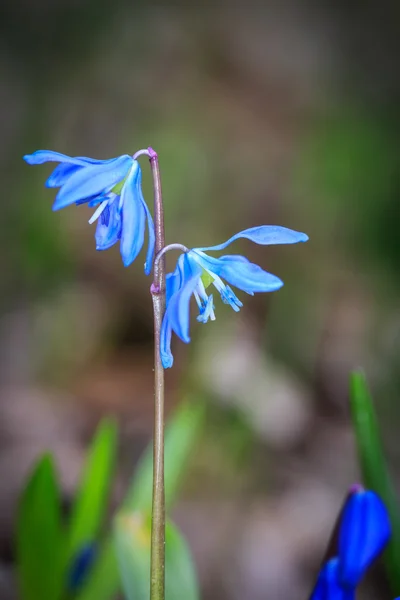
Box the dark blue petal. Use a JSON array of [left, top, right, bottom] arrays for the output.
[[166, 255, 202, 343], [100, 204, 111, 227], [119, 162, 145, 267], [160, 314, 173, 368], [338, 490, 391, 588], [46, 163, 83, 188], [198, 225, 309, 252], [68, 543, 97, 592], [53, 155, 132, 210], [95, 200, 122, 250], [311, 559, 354, 600], [192, 251, 283, 294]]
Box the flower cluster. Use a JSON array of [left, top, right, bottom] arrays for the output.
[[24, 149, 308, 368], [23, 151, 155, 273], [311, 486, 391, 600]]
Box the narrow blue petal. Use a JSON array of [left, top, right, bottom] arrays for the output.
[[311, 559, 354, 600], [53, 155, 132, 211], [119, 163, 145, 267], [24, 150, 92, 166], [166, 254, 186, 305], [198, 225, 308, 252], [160, 314, 173, 369], [338, 490, 391, 588], [192, 251, 283, 294], [95, 199, 122, 250], [160, 254, 190, 368], [24, 150, 120, 166], [166, 255, 202, 343], [139, 184, 155, 276], [45, 163, 83, 188]]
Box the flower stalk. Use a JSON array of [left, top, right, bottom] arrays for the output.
[[148, 147, 166, 600]]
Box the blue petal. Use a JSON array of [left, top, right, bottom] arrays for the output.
[[166, 255, 202, 343], [138, 178, 155, 275], [192, 251, 283, 294], [95, 199, 122, 250], [160, 314, 173, 368], [198, 225, 309, 252], [53, 155, 132, 210], [160, 255, 189, 368], [68, 543, 97, 592], [166, 254, 186, 304], [46, 163, 83, 188], [338, 490, 391, 588], [24, 150, 119, 166], [119, 162, 145, 267], [310, 559, 354, 600]]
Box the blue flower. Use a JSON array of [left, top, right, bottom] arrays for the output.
[[338, 488, 391, 588], [160, 225, 308, 368], [310, 487, 391, 600], [23, 150, 155, 273]]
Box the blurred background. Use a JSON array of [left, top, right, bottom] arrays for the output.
[[1, 1, 399, 598]]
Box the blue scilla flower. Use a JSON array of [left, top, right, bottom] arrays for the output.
[[23, 150, 155, 273], [310, 487, 390, 600], [160, 225, 308, 368], [338, 488, 391, 588]]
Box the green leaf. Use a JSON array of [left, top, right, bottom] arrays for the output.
[[124, 401, 205, 512], [15, 453, 65, 600], [349, 370, 400, 594], [67, 419, 117, 562], [76, 401, 204, 600], [114, 511, 199, 600]]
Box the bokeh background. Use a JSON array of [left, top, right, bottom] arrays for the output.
[[1, 2, 400, 598]]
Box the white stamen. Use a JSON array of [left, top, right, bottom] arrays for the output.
[[193, 289, 203, 310], [88, 199, 109, 225], [197, 279, 209, 302]]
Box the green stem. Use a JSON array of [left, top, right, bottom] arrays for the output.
[[148, 147, 166, 600]]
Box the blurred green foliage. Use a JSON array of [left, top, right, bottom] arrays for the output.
[[114, 514, 198, 600], [15, 402, 204, 600]]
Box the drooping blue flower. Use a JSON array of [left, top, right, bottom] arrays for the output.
[[23, 150, 155, 273], [309, 486, 391, 600], [160, 225, 309, 368], [338, 489, 391, 588]]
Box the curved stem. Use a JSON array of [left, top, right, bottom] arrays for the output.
[[153, 243, 189, 275], [148, 147, 166, 600], [133, 148, 151, 160]]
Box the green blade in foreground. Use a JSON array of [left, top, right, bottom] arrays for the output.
[[67, 419, 118, 563], [16, 453, 65, 600], [76, 401, 205, 600], [114, 511, 199, 600], [349, 370, 400, 593]]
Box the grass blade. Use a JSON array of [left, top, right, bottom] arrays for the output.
[[349, 370, 400, 593]]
